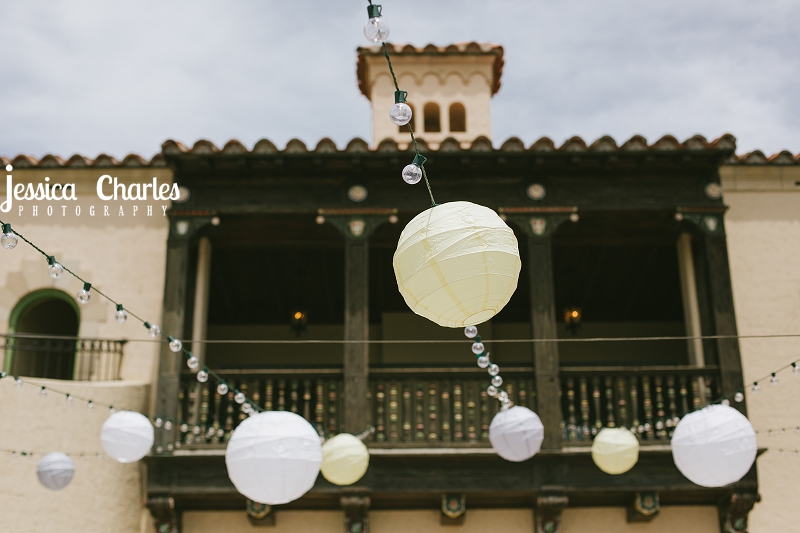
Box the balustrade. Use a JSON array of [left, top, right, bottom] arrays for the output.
[[2, 334, 125, 381]]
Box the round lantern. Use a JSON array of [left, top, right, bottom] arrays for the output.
[[591, 428, 640, 475], [100, 410, 154, 463], [321, 433, 370, 486], [671, 404, 757, 488], [393, 202, 521, 328], [225, 411, 322, 505], [489, 406, 544, 462], [36, 452, 75, 491]]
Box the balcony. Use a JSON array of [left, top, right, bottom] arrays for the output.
[[2, 334, 125, 381]]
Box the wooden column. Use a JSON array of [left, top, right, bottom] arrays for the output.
[[189, 237, 212, 427], [676, 233, 705, 366], [529, 234, 562, 449], [344, 237, 370, 434]]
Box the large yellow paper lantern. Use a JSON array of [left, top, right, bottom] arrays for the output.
[[393, 202, 521, 327], [591, 428, 640, 475], [321, 433, 370, 486]]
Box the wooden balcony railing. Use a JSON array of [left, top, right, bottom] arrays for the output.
[[560, 365, 721, 444], [2, 334, 125, 381], [176, 367, 536, 448]]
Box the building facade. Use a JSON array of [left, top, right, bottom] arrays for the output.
[[1, 43, 799, 533]]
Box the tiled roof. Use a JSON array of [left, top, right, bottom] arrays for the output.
[[357, 42, 505, 97], [4, 135, 798, 168]]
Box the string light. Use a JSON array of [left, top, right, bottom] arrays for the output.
[[167, 336, 183, 353], [402, 154, 425, 185], [1, 223, 18, 249], [46, 256, 64, 279], [389, 90, 412, 126], [115, 304, 127, 324], [363, 3, 389, 43], [76, 282, 91, 304], [770, 373, 779, 386]]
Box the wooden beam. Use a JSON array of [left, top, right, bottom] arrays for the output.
[[344, 237, 369, 434]]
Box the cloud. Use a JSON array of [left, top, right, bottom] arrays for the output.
[[0, 0, 797, 158]]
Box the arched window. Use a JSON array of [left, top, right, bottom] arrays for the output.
[[399, 103, 416, 133], [423, 102, 441, 133], [449, 103, 466, 132], [5, 290, 79, 380]]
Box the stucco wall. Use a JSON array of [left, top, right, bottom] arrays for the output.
[[722, 165, 800, 533]]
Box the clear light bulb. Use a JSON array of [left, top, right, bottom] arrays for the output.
[[498, 391, 509, 402], [87, 401, 94, 411], [242, 403, 253, 414], [146, 323, 160, 338], [47, 256, 63, 279], [402, 164, 422, 185], [14, 378, 22, 388], [721, 398, 730, 406], [752, 383, 760, 394], [793, 363, 800, 375], [1, 224, 18, 250], [734, 391, 744, 402], [164, 420, 172, 430], [77, 282, 91, 304], [389, 103, 412, 126], [196, 370, 209, 383], [477, 355, 490, 368], [491, 375, 503, 387], [39, 387, 47, 398], [154, 418, 163, 428], [109, 406, 116, 414], [168, 337, 183, 353], [363, 5, 389, 43], [464, 326, 478, 339], [234, 392, 246, 404], [770, 374, 779, 386], [471, 342, 485, 355], [186, 356, 199, 370], [488, 364, 500, 376], [115, 304, 127, 324], [180, 423, 189, 432], [487, 385, 498, 397], [66, 394, 73, 405], [217, 383, 229, 395]]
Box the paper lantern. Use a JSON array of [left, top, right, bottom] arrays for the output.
[[36, 452, 75, 491], [393, 201, 521, 328], [671, 404, 757, 488], [225, 411, 322, 505], [321, 433, 370, 486], [100, 410, 154, 463], [591, 428, 640, 475], [489, 406, 544, 462]]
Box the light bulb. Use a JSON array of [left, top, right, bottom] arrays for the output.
[[109, 406, 116, 414], [464, 326, 478, 339], [197, 370, 209, 383], [14, 378, 22, 388], [363, 4, 389, 43], [477, 355, 490, 368], [471, 342, 485, 355], [168, 337, 183, 353], [77, 282, 91, 304], [488, 364, 500, 376], [491, 375, 503, 387], [721, 399, 730, 406], [164, 420, 173, 430], [47, 256, 63, 279], [115, 304, 127, 324], [734, 391, 744, 402], [146, 323, 160, 338], [752, 383, 760, 393], [87, 401, 94, 411], [770, 373, 779, 386], [217, 383, 229, 395], [180, 423, 189, 432], [389, 103, 412, 126], [66, 394, 73, 405], [39, 387, 47, 398], [402, 164, 422, 185], [1, 224, 18, 250], [186, 356, 199, 370], [793, 363, 800, 375], [234, 392, 245, 404], [498, 391, 509, 402], [487, 385, 498, 397], [242, 403, 253, 414], [154, 418, 163, 428]]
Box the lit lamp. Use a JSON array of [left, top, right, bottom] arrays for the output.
[[291, 311, 307, 336], [564, 307, 582, 334]]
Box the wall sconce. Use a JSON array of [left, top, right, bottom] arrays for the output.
[[564, 307, 582, 335], [291, 311, 308, 336]]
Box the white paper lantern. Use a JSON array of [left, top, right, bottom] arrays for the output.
[[671, 404, 757, 488], [321, 433, 370, 486], [100, 410, 154, 463], [591, 428, 640, 475], [393, 201, 521, 328], [225, 411, 322, 505], [36, 452, 75, 491], [489, 406, 544, 462]]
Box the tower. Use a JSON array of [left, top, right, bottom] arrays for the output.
[[357, 42, 504, 149]]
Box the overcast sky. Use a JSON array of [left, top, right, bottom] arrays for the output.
[[1, 0, 798, 160]]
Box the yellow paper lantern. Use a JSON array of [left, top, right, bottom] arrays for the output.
[[393, 202, 521, 328], [591, 428, 640, 475], [321, 434, 370, 486]]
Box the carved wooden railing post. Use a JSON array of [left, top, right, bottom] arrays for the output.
[[322, 210, 394, 434], [719, 492, 761, 533], [506, 208, 576, 450]]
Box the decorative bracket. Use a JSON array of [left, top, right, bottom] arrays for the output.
[[500, 206, 578, 239], [341, 493, 371, 533], [246, 499, 275, 527], [719, 492, 761, 533], [535, 494, 569, 533], [441, 494, 466, 525], [147, 495, 180, 533], [318, 208, 398, 241], [627, 492, 660, 522], [675, 206, 727, 236], [167, 209, 219, 242]]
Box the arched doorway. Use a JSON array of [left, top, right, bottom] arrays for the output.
[[5, 290, 80, 380]]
